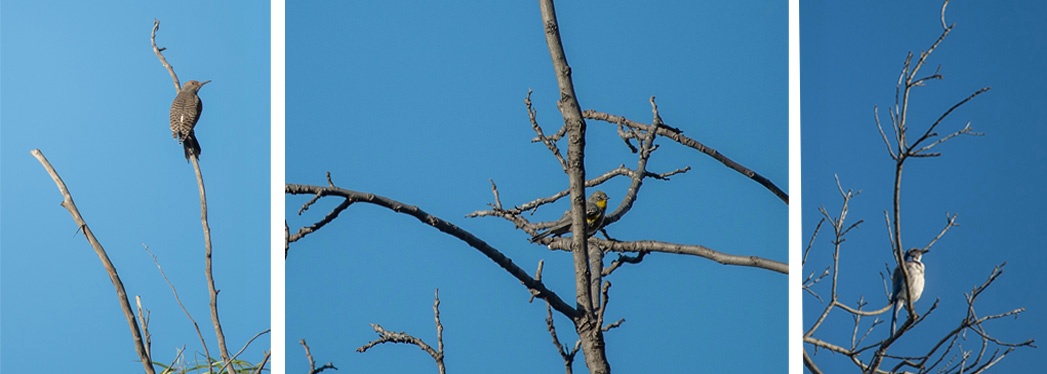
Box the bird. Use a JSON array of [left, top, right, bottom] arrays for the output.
[[890, 248, 928, 334], [169, 79, 211, 161], [530, 190, 609, 243]]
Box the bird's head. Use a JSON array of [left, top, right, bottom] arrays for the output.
[[590, 191, 609, 210], [905, 248, 929, 262], [182, 80, 211, 93]]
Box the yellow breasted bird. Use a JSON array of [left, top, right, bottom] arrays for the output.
[[530, 190, 609, 242]]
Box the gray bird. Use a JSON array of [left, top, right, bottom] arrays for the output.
[[891, 248, 928, 334], [169, 79, 210, 161]]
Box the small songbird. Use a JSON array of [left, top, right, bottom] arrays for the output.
[[891, 248, 928, 334], [169, 79, 211, 161], [530, 191, 609, 243]]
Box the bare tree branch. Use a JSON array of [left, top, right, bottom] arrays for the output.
[[187, 62, 230, 374], [253, 350, 272, 374], [583, 110, 788, 204], [544, 301, 578, 374], [527, 89, 568, 172], [301, 339, 338, 374], [544, 239, 787, 274], [433, 289, 445, 374], [534, 3, 612, 371], [287, 182, 579, 319], [135, 296, 152, 360], [151, 19, 180, 92], [31, 149, 155, 374], [603, 250, 648, 277], [356, 290, 446, 374]]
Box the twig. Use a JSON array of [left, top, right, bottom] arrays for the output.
[[135, 296, 152, 359], [219, 329, 271, 374], [602, 250, 648, 276], [151, 19, 180, 92], [356, 291, 446, 374], [143, 243, 211, 361], [545, 301, 577, 374], [527, 90, 568, 172], [301, 339, 338, 374], [434, 289, 446, 374], [528, 260, 545, 303], [253, 351, 272, 374]]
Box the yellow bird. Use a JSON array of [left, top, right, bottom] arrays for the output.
[[530, 191, 609, 242]]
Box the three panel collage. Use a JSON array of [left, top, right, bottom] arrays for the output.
[[2, 1, 1044, 373]]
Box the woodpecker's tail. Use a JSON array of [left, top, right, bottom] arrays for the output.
[[182, 130, 202, 161]]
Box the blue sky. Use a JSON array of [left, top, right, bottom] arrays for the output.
[[286, 1, 786, 373], [1, 1, 270, 372], [802, 1, 1046, 372]]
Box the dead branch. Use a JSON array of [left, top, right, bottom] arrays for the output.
[[583, 110, 788, 204], [31, 149, 155, 374], [287, 182, 579, 319], [357, 289, 446, 374], [301, 339, 338, 374]]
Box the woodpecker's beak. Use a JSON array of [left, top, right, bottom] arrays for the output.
[[201, 80, 212, 86]]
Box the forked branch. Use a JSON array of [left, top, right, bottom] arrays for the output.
[[357, 289, 446, 374]]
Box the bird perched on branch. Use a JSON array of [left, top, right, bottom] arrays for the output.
[[530, 190, 609, 243], [169, 79, 210, 161], [891, 248, 928, 334]]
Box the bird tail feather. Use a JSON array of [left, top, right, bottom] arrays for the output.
[[182, 131, 202, 161]]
